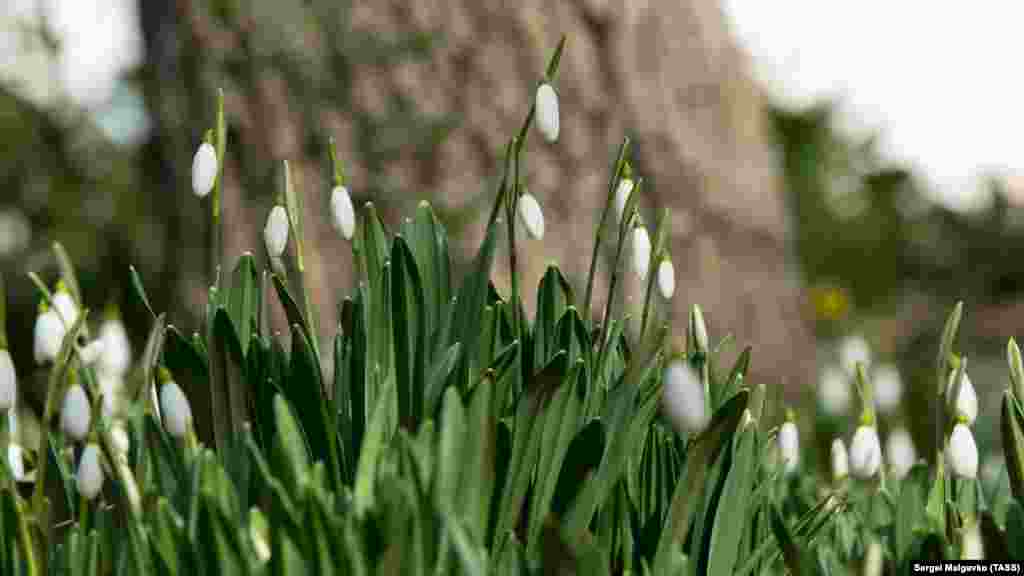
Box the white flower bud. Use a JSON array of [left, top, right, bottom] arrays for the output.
[[886, 426, 917, 479], [946, 371, 978, 426], [849, 425, 882, 479], [689, 305, 709, 354], [34, 308, 64, 364], [76, 443, 104, 500], [79, 339, 105, 366], [330, 185, 356, 240], [778, 421, 800, 475], [99, 373, 122, 419], [264, 205, 290, 258], [517, 193, 545, 240], [662, 359, 707, 433], [7, 443, 30, 483], [831, 438, 849, 480], [52, 290, 79, 328], [947, 423, 979, 479], [191, 142, 218, 198], [873, 363, 903, 414], [0, 349, 16, 411], [97, 319, 132, 378], [614, 178, 634, 224], [61, 383, 91, 441], [961, 522, 984, 560], [657, 258, 675, 299], [160, 380, 193, 439], [818, 365, 851, 416], [631, 226, 651, 280], [839, 334, 871, 375], [535, 83, 559, 143]]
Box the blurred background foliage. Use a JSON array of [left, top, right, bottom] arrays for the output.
[[1, 0, 1022, 474]]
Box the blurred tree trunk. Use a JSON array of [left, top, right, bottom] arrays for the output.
[[137, 0, 816, 395]]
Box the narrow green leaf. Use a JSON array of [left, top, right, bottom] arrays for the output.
[[1001, 390, 1024, 503], [129, 265, 156, 319]]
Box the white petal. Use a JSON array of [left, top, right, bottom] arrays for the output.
[[79, 339, 105, 366], [52, 291, 79, 328], [831, 438, 849, 480], [191, 142, 218, 198], [7, 444, 31, 483], [535, 83, 559, 143], [872, 364, 903, 414], [76, 443, 104, 500], [947, 423, 978, 479], [839, 334, 871, 374], [263, 205, 290, 258], [517, 193, 545, 240], [0, 349, 15, 411], [946, 371, 978, 425], [34, 309, 65, 364], [330, 186, 356, 240], [98, 319, 132, 377], [886, 427, 917, 479], [778, 422, 800, 475], [849, 425, 882, 479], [160, 380, 193, 439], [657, 259, 675, 299], [61, 384, 92, 441], [631, 226, 651, 280], [614, 178, 634, 223], [818, 365, 851, 416], [661, 360, 707, 433]]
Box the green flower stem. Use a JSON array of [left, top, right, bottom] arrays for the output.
[[506, 140, 522, 359], [15, 497, 38, 576], [0, 272, 8, 350], [582, 138, 631, 329], [209, 88, 226, 286], [594, 182, 642, 382]]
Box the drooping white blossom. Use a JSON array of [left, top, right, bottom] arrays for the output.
[[191, 142, 218, 198], [662, 359, 707, 434], [61, 383, 91, 441], [52, 290, 79, 329], [831, 438, 849, 480], [517, 193, 545, 240], [614, 177, 635, 224], [34, 307, 64, 364], [818, 365, 851, 416], [947, 423, 979, 479], [631, 226, 651, 280], [778, 421, 800, 476], [263, 205, 290, 258], [160, 379, 193, 439], [97, 318, 132, 378], [839, 334, 871, 375], [330, 185, 356, 240], [76, 443, 104, 499], [873, 363, 903, 414], [7, 444, 30, 483], [0, 349, 15, 411], [946, 370, 978, 426], [535, 83, 559, 143], [657, 258, 675, 300], [886, 426, 917, 479], [849, 425, 882, 479]]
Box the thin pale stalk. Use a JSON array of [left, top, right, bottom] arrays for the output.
[[583, 138, 631, 328]]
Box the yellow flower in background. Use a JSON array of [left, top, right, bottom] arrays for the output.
[[809, 283, 850, 322]]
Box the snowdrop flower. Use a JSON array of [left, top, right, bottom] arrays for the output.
[[98, 373, 122, 419], [7, 444, 30, 483], [160, 377, 193, 439], [886, 427, 917, 479], [961, 522, 984, 560], [817, 365, 851, 416], [873, 364, 903, 414], [778, 419, 800, 476], [535, 83, 559, 143], [34, 305, 64, 364], [849, 425, 882, 479], [0, 349, 15, 411], [330, 185, 356, 240], [97, 318, 131, 378], [657, 258, 675, 299], [831, 438, 849, 480], [614, 177, 635, 224], [264, 205, 290, 259], [79, 339, 105, 366], [662, 359, 708, 433], [76, 443, 104, 499], [689, 305, 709, 354], [946, 370, 978, 426], [61, 383, 91, 441], [839, 334, 871, 375], [517, 193, 545, 240], [191, 142, 218, 198], [947, 423, 979, 479], [631, 225, 651, 280], [52, 289, 79, 329]]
